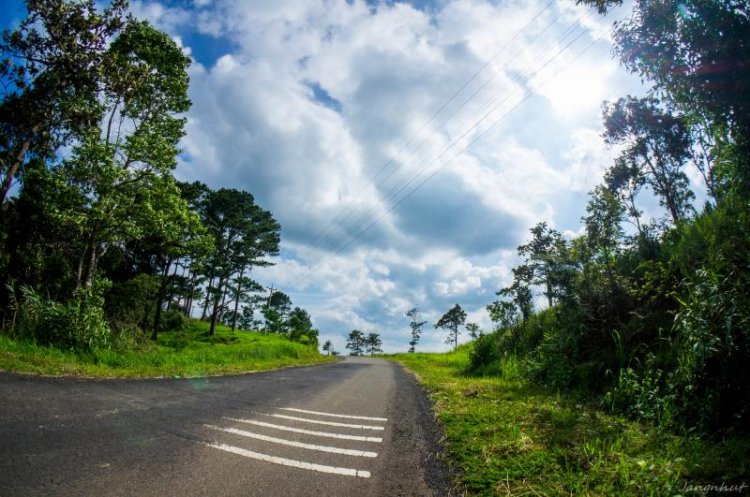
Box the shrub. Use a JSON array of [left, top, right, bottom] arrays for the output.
[[159, 309, 187, 332], [469, 332, 501, 374], [9, 280, 119, 351]]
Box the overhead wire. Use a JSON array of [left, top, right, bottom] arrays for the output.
[[301, 4, 580, 265], [310, 9, 592, 261], [290, 7, 622, 288], [293, 0, 559, 263]]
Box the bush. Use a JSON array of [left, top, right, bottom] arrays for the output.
[[8, 280, 119, 351], [159, 309, 187, 332], [104, 274, 159, 332], [470, 333, 501, 374]]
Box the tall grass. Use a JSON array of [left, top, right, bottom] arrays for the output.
[[389, 346, 750, 495]]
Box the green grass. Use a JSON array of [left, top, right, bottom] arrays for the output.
[[0, 320, 335, 378], [389, 345, 750, 496]]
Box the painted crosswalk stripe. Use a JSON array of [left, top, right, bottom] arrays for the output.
[[203, 442, 371, 478], [265, 413, 385, 431], [205, 425, 378, 458], [226, 418, 383, 443], [278, 408, 388, 422]]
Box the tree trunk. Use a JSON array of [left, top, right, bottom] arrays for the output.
[[152, 256, 174, 341], [0, 137, 33, 207], [231, 267, 245, 331], [83, 239, 100, 289], [165, 260, 180, 311], [209, 275, 226, 336], [186, 270, 198, 317], [200, 273, 213, 321], [75, 242, 89, 290]]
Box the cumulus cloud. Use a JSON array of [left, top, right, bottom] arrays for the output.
[[130, 0, 645, 352]]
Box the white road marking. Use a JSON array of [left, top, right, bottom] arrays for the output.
[[266, 413, 385, 431], [226, 418, 383, 443], [203, 442, 371, 478], [278, 408, 388, 422], [205, 424, 378, 458]]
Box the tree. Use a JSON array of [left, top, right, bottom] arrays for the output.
[[287, 307, 316, 345], [435, 304, 467, 350], [201, 188, 280, 335], [499, 265, 534, 322], [603, 96, 695, 225], [0, 0, 129, 206], [583, 185, 626, 260], [322, 339, 336, 356], [466, 322, 483, 340], [604, 159, 645, 237], [346, 329, 365, 356], [517, 222, 567, 308], [486, 300, 518, 331], [364, 333, 383, 355], [405, 306, 427, 353], [28, 18, 199, 299], [228, 276, 263, 331], [261, 289, 292, 334]]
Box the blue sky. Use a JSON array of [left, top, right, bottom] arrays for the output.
[[4, 0, 689, 353]]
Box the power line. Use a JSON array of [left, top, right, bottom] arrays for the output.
[[293, 0, 559, 263], [333, 28, 598, 257], [307, 7, 584, 262], [291, 14, 620, 288], [312, 13, 590, 260]]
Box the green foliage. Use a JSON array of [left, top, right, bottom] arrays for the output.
[[364, 332, 383, 355], [9, 280, 117, 351], [159, 310, 187, 333], [105, 274, 159, 331], [405, 306, 426, 353], [468, 332, 501, 375], [391, 349, 750, 495], [435, 303, 467, 350], [346, 329, 365, 356], [0, 318, 334, 378]]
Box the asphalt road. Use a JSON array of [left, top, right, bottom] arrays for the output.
[[0, 357, 448, 496]]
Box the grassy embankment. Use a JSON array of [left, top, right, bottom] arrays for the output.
[[0, 319, 335, 378], [390, 345, 750, 496]]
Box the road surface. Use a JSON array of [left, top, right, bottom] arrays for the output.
[[0, 357, 448, 496]]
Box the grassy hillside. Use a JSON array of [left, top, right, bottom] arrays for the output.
[[389, 345, 750, 496], [0, 319, 335, 378]]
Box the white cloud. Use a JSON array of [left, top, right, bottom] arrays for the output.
[[132, 0, 646, 353]]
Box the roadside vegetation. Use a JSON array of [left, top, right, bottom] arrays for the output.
[[0, 318, 333, 378], [403, 0, 750, 448], [0, 1, 327, 377], [391, 347, 750, 495]]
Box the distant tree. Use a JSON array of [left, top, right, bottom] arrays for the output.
[[201, 189, 280, 336], [466, 322, 483, 340], [322, 339, 334, 356], [583, 185, 626, 260], [405, 307, 427, 353], [603, 96, 695, 225], [517, 222, 566, 308], [435, 304, 467, 350], [263, 289, 292, 334], [486, 300, 518, 331], [287, 307, 318, 346], [604, 158, 646, 237], [498, 265, 534, 322], [237, 305, 258, 331], [228, 277, 264, 331], [364, 333, 383, 355], [346, 329, 365, 356]]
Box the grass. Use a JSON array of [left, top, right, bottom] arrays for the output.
[[0, 320, 335, 378], [388, 345, 750, 496]]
